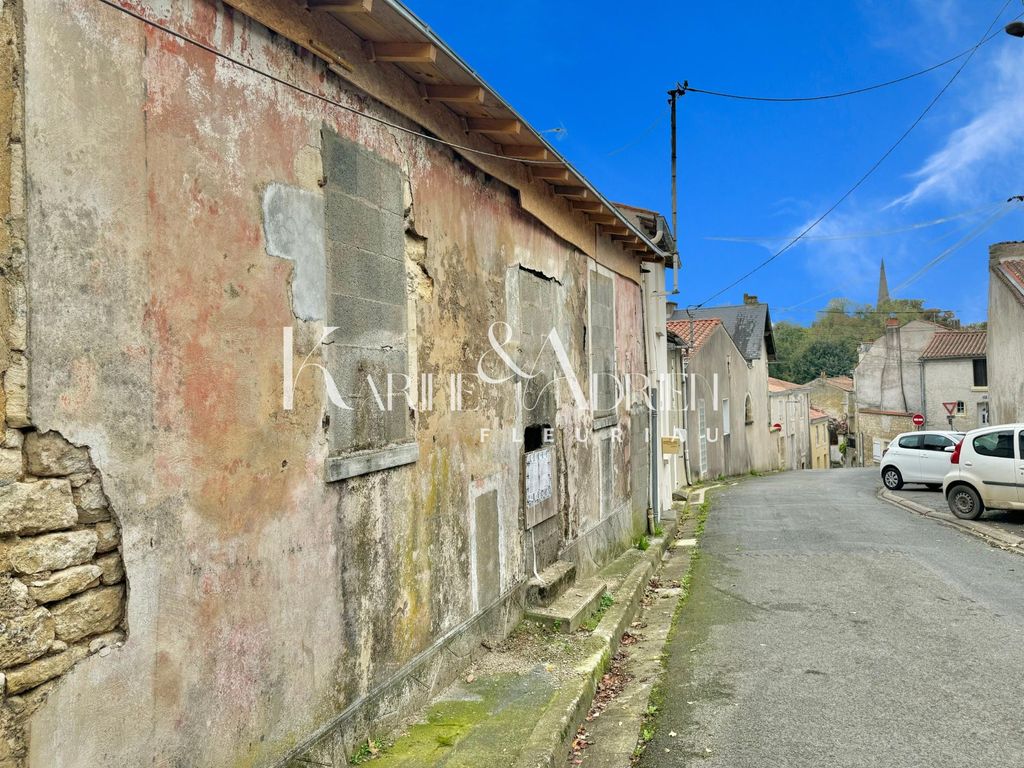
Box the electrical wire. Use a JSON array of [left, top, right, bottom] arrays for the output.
[[704, 201, 1006, 243], [691, 0, 1017, 309], [892, 201, 1020, 291], [92, 0, 568, 166], [683, 15, 1022, 103]]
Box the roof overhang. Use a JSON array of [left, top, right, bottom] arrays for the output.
[[224, 0, 670, 265]]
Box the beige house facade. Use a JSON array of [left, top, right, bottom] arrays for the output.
[[919, 330, 988, 432], [667, 297, 776, 481], [988, 241, 1024, 424], [810, 408, 830, 470], [769, 377, 812, 471]]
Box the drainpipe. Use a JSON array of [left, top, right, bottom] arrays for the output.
[[649, 385, 660, 529]]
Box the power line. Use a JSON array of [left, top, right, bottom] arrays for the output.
[[691, 0, 1017, 309], [683, 16, 1022, 103], [892, 200, 1021, 291], [92, 0, 567, 166], [704, 200, 1006, 243]]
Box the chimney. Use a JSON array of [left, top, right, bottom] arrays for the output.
[[885, 317, 900, 328], [743, 293, 758, 305], [989, 241, 1024, 265]]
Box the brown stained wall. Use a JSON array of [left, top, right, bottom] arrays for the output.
[[19, 1, 648, 766]]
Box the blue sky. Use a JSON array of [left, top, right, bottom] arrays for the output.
[[405, 0, 1024, 325]]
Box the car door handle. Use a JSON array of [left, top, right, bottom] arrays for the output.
[[964, 461, 974, 467]]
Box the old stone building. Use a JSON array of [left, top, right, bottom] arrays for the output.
[[806, 375, 856, 466], [853, 318, 946, 464], [988, 241, 1024, 424], [0, 1, 673, 766]]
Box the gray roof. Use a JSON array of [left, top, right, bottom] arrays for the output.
[[669, 303, 776, 362]]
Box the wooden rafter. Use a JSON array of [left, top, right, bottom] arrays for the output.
[[306, 0, 372, 12], [365, 41, 437, 63], [570, 200, 603, 213], [420, 84, 486, 103], [499, 145, 550, 161], [598, 224, 629, 237], [552, 185, 589, 200], [465, 118, 522, 136], [587, 213, 617, 225], [529, 166, 570, 182]]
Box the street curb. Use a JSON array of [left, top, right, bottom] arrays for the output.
[[878, 488, 1024, 554], [514, 515, 680, 768]]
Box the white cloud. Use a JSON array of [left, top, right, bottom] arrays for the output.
[[892, 44, 1024, 207]]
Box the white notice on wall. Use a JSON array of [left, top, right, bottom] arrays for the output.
[[525, 448, 553, 507]]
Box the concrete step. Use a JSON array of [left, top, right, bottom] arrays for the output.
[[525, 559, 576, 607], [524, 577, 607, 634]]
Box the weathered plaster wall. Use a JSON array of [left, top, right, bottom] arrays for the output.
[[988, 242, 1024, 424], [19, 1, 648, 766]]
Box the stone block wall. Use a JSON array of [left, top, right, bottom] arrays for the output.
[[0, 431, 127, 764], [0, 2, 128, 764]]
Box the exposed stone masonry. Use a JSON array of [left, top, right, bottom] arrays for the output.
[[0, 430, 128, 765]]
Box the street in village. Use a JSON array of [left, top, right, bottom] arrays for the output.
[[642, 469, 1024, 768]]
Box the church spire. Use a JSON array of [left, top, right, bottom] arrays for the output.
[[877, 258, 890, 306]]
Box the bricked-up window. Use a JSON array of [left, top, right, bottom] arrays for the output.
[[589, 267, 617, 428], [321, 128, 417, 482]]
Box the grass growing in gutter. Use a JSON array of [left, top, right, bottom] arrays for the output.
[[630, 491, 713, 766], [581, 592, 615, 632]]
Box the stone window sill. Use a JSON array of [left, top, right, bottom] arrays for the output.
[[593, 412, 619, 431], [326, 443, 419, 482]]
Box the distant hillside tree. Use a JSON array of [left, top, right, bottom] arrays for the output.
[[792, 339, 858, 383]]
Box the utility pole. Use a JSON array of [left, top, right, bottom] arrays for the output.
[[668, 82, 687, 296]]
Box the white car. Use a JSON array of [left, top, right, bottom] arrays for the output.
[[943, 424, 1024, 520], [880, 431, 965, 491]]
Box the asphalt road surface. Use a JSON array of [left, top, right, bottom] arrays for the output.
[[641, 468, 1024, 768]]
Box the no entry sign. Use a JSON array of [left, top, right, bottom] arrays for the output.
[[912, 413, 925, 427]]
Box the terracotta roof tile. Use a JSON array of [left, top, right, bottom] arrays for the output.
[[809, 407, 829, 421], [825, 375, 854, 392], [667, 318, 721, 356], [768, 376, 802, 392], [919, 330, 987, 360], [994, 259, 1024, 307]]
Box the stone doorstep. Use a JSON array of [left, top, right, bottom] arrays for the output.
[[524, 577, 606, 634], [513, 520, 680, 768], [525, 559, 576, 608]]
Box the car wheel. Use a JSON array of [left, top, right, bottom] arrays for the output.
[[926, 483, 941, 490], [948, 485, 984, 520], [882, 467, 903, 490]]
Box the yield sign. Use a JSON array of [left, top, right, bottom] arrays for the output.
[[943, 401, 958, 416]]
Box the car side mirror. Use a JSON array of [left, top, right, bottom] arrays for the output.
[[944, 445, 955, 453]]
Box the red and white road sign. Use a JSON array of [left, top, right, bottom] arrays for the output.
[[943, 401, 958, 416], [912, 413, 925, 427]]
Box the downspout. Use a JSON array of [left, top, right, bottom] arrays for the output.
[[638, 261, 656, 534], [649, 386, 660, 529]]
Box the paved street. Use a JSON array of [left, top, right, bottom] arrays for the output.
[[892, 484, 1024, 542], [641, 468, 1024, 768]]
